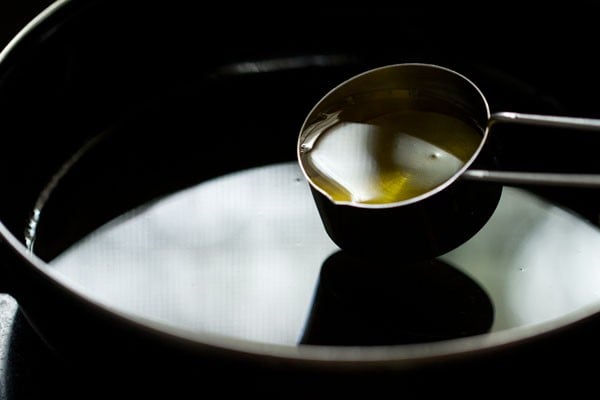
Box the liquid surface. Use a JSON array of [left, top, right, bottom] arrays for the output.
[[300, 98, 482, 204], [39, 162, 600, 346]]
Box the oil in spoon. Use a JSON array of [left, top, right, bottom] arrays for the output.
[[299, 93, 483, 204]]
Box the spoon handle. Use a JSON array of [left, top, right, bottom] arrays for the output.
[[490, 112, 600, 131], [468, 112, 600, 187], [462, 170, 600, 188]]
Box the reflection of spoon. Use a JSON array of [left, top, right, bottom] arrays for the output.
[[300, 251, 494, 346]]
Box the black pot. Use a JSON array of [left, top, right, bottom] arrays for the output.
[[2, 1, 600, 397]]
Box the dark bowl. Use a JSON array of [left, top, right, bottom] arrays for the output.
[[2, 1, 600, 397]]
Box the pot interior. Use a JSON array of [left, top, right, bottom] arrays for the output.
[[2, 1, 600, 352]]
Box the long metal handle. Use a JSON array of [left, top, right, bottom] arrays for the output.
[[462, 112, 600, 188], [490, 112, 600, 131], [462, 170, 600, 188]]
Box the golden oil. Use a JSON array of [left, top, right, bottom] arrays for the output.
[[299, 91, 483, 204]]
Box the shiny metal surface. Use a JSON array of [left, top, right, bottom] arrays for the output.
[[463, 169, 600, 187], [476, 111, 600, 187]]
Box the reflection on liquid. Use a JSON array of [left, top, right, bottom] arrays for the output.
[[300, 103, 481, 204], [442, 189, 600, 331], [43, 162, 600, 347], [48, 163, 338, 345], [300, 252, 493, 345]]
